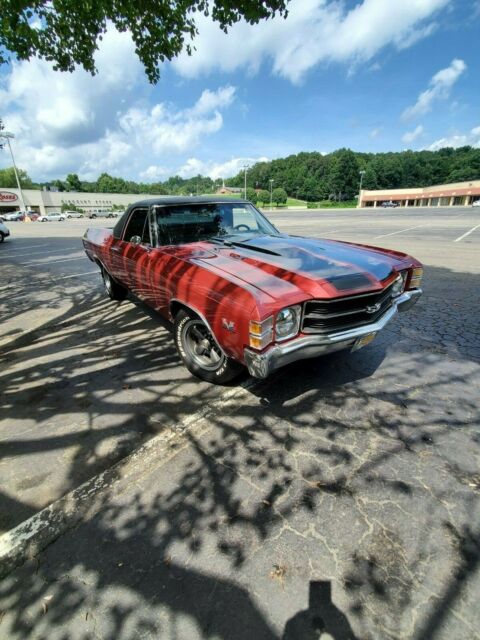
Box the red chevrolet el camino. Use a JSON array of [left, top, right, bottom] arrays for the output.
[[83, 197, 423, 383]]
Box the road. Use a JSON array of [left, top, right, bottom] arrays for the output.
[[0, 207, 479, 639]]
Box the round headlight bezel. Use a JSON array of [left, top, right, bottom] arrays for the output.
[[275, 305, 301, 341], [391, 271, 407, 298]]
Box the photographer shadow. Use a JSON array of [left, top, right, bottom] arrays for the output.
[[283, 581, 358, 640]]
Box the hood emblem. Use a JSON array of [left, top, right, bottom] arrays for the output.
[[222, 318, 235, 332], [365, 302, 381, 314]]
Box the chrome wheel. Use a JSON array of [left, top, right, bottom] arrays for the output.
[[182, 320, 224, 370], [102, 269, 113, 295]]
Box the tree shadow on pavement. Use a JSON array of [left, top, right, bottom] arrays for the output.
[[0, 265, 479, 639]]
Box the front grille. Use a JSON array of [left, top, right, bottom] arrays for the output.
[[302, 281, 395, 334]]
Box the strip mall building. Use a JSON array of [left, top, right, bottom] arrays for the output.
[[0, 188, 155, 216], [359, 180, 480, 208]]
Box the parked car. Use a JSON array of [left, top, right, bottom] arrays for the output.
[[472, 200, 480, 207], [37, 213, 65, 222], [17, 212, 39, 221], [1, 211, 23, 221], [64, 210, 84, 218], [83, 197, 423, 383], [0, 220, 10, 242], [382, 201, 399, 208], [89, 210, 120, 219]]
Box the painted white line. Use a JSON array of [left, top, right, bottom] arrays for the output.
[[454, 224, 480, 243], [0, 246, 79, 260], [374, 224, 426, 239], [0, 243, 51, 253], [56, 271, 98, 280], [20, 255, 86, 265]]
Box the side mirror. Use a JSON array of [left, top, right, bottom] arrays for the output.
[[130, 235, 142, 245]]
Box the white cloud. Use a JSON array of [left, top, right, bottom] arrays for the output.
[[402, 59, 467, 120], [427, 126, 480, 150], [140, 165, 171, 181], [402, 125, 424, 144], [177, 156, 270, 179], [173, 0, 448, 84], [116, 86, 236, 159], [0, 30, 237, 181], [369, 127, 382, 139]]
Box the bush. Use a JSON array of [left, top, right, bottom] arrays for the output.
[[272, 187, 288, 206], [258, 190, 271, 205], [246, 187, 257, 204]]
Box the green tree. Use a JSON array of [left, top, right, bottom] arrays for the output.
[[65, 173, 82, 191], [246, 187, 258, 203], [258, 190, 271, 205], [272, 187, 287, 206], [0, 1, 288, 84], [0, 166, 33, 188], [361, 164, 378, 190], [328, 149, 359, 199]]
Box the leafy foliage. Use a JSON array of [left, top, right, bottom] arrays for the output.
[[272, 187, 287, 205], [257, 190, 271, 205], [0, 165, 34, 189], [0, 1, 289, 83], [246, 187, 258, 203]]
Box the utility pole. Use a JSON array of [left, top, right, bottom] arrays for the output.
[[0, 126, 27, 217], [358, 170, 366, 209], [269, 179, 274, 210], [243, 164, 249, 199]]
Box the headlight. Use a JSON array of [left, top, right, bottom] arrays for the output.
[[409, 267, 423, 289], [275, 305, 301, 341], [391, 271, 407, 298]]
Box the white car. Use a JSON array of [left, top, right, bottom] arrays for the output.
[[1, 211, 23, 221], [0, 220, 10, 242], [64, 210, 84, 218], [38, 213, 65, 222], [472, 200, 480, 207], [89, 210, 120, 219]]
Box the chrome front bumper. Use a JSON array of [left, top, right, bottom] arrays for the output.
[[244, 288, 422, 379]]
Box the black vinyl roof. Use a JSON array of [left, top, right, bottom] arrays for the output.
[[133, 195, 249, 207]]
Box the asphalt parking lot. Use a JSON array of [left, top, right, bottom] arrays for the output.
[[0, 206, 479, 639]]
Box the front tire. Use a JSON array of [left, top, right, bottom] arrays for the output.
[[174, 309, 243, 384], [101, 266, 127, 301], [0, 233, 4, 243]]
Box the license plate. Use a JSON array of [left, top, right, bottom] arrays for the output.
[[352, 332, 377, 352]]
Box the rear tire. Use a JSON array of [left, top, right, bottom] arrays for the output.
[[101, 266, 127, 301], [0, 233, 4, 243], [174, 309, 243, 384]]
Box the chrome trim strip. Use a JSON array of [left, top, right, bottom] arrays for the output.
[[244, 289, 422, 378]]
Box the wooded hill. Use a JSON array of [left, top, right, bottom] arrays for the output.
[[1, 146, 479, 201]]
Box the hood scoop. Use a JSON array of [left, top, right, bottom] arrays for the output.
[[227, 240, 282, 257]]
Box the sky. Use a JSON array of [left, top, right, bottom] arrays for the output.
[[0, 0, 479, 183]]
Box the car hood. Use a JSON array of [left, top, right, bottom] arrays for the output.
[[185, 234, 414, 312]]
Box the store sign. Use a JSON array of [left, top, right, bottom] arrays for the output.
[[0, 191, 18, 202]]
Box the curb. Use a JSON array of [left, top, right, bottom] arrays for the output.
[[0, 382, 253, 578]]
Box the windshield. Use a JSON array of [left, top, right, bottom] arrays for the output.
[[154, 203, 279, 246]]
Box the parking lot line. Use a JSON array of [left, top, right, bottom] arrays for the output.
[[0, 243, 51, 253], [454, 224, 480, 243], [0, 246, 80, 260], [56, 271, 98, 280], [23, 255, 87, 265], [373, 224, 426, 239]]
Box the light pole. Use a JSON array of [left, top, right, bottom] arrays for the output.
[[243, 164, 249, 200], [0, 131, 27, 216], [269, 179, 274, 210], [358, 170, 366, 209]]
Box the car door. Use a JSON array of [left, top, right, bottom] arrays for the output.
[[116, 207, 157, 302]]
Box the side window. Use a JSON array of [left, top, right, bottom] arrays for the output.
[[123, 208, 150, 244]]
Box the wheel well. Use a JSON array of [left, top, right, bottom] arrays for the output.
[[170, 300, 199, 321]]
